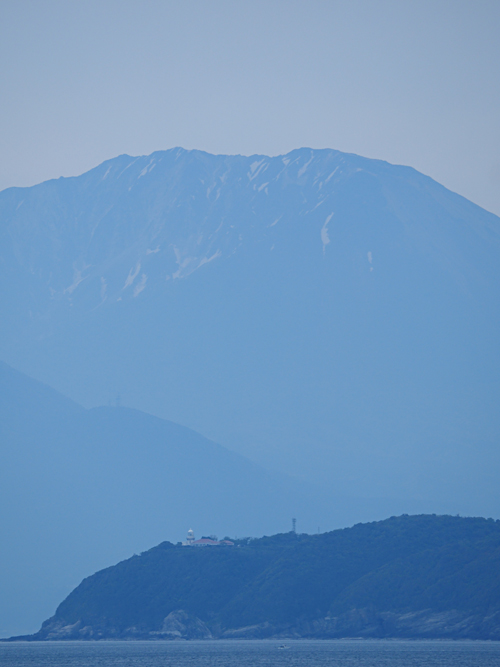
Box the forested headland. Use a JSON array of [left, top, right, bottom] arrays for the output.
[[10, 514, 500, 641]]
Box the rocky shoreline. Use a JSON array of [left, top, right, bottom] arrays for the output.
[[6, 608, 500, 642]]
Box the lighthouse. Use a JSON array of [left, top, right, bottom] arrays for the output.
[[183, 529, 195, 546]]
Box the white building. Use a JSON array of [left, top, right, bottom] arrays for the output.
[[182, 529, 234, 547], [182, 529, 195, 546]]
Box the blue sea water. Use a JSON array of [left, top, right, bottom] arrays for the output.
[[0, 640, 499, 667]]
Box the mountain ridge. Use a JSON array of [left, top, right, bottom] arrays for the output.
[[3, 146, 498, 309]]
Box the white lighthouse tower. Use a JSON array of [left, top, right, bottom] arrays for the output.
[[183, 529, 195, 546]]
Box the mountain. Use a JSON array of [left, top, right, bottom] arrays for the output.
[[1, 362, 351, 638], [1, 147, 500, 635], [14, 514, 500, 641], [1, 147, 499, 516]]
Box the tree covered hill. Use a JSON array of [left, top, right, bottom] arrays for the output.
[[19, 514, 500, 640]]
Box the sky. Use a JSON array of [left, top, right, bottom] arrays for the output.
[[1, 0, 499, 215]]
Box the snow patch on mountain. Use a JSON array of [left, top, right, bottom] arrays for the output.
[[325, 167, 339, 183], [138, 160, 156, 178], [248, 160, 268, 181], [298, 155, 314, 177], [117, 158, 139, 180], [124, 263, 141, 289], [321, 213, 334, 253], [133, 274, 147, 297], [198, 250, 222, 269], [65, 265, 90, 295]]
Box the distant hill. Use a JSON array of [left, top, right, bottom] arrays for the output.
[[13, 514, 500, 641], [0, 361, 351, 638], [1, 147, 499, 519]]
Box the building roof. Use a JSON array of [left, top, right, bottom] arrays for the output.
[[191, 538, 234, 546]]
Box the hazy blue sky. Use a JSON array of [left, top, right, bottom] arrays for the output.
[[1, 0, 499, 214]]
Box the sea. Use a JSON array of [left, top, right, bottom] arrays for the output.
[[1, 640, 499, 667]]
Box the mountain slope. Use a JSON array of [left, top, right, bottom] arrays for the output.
[[1, 148, 499, 518], [0, 362, 342, 638], [20, 515, 500, 640]]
